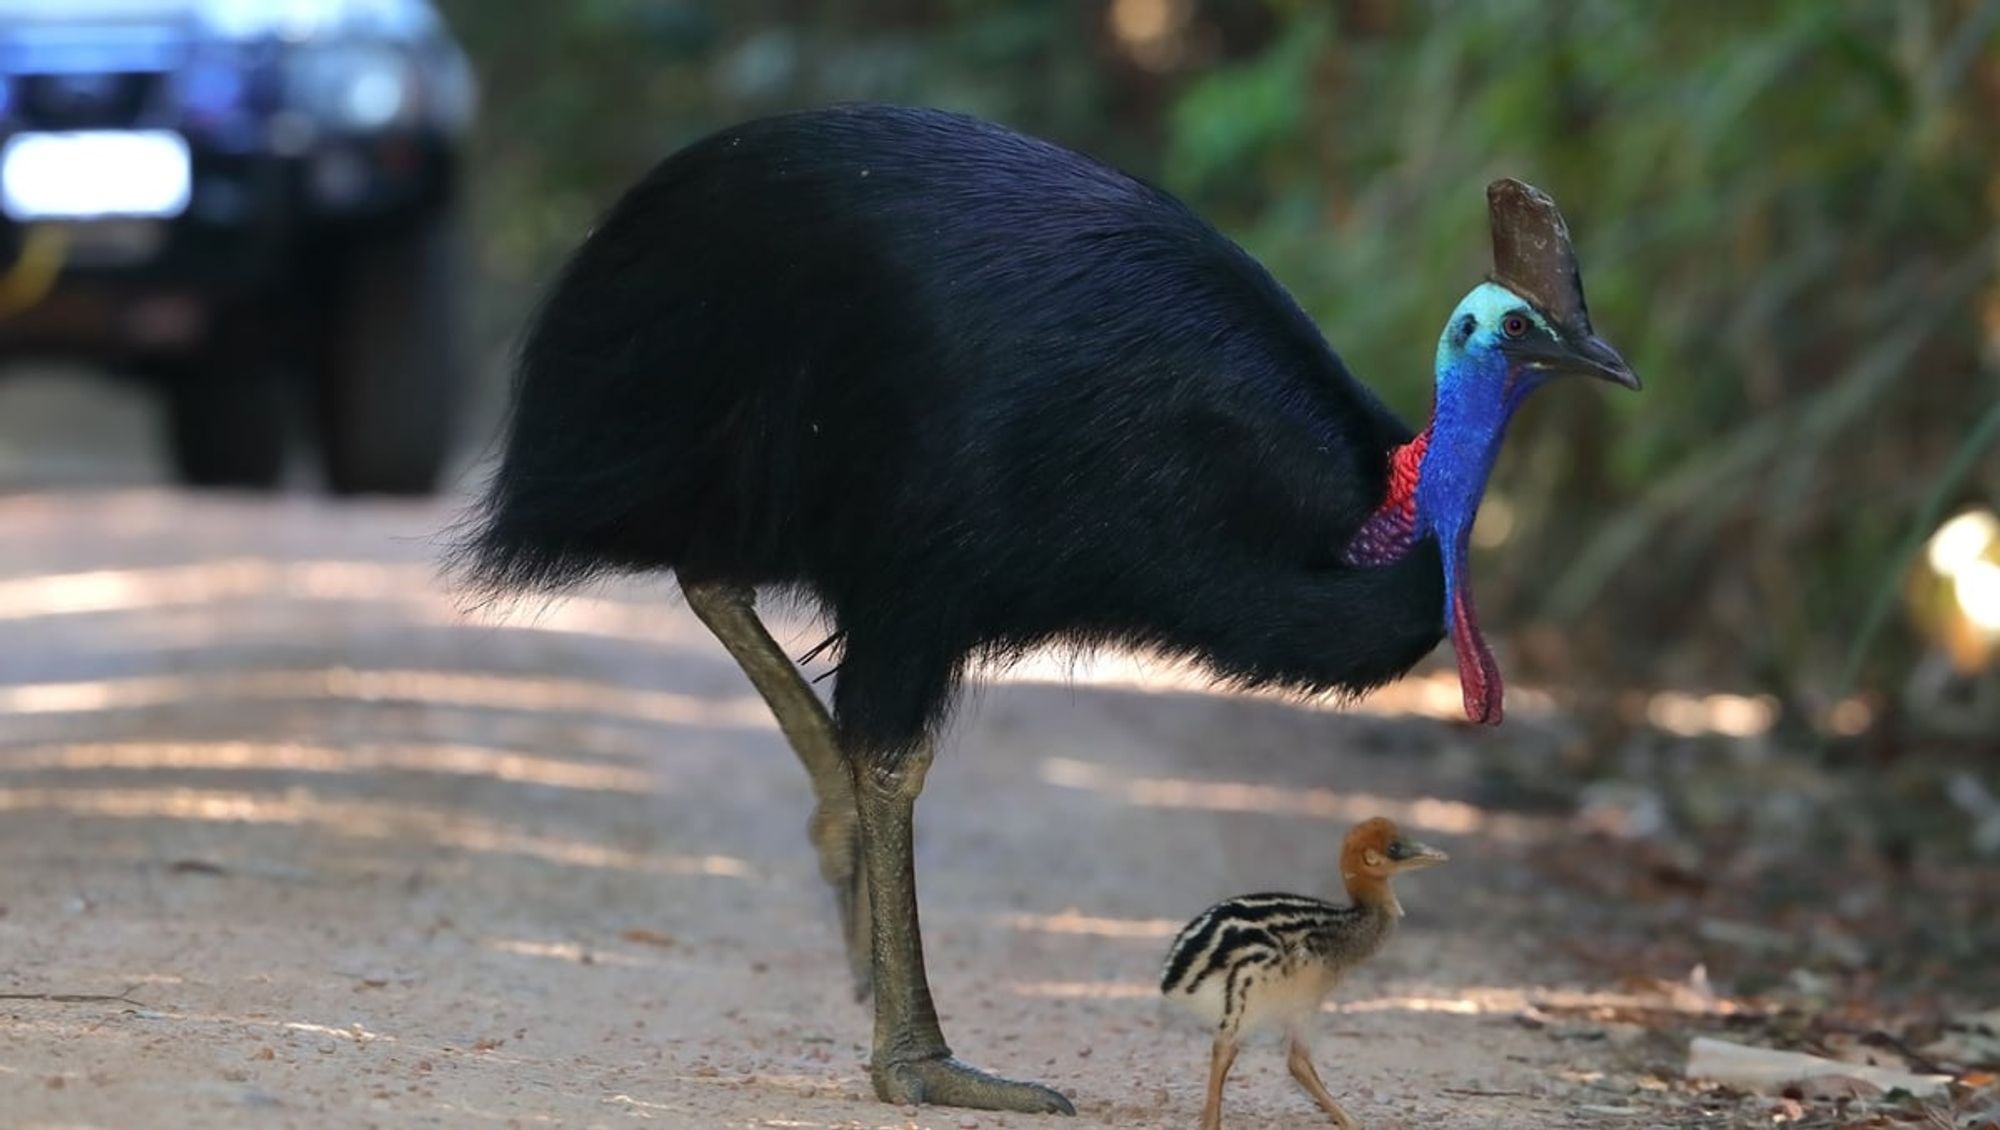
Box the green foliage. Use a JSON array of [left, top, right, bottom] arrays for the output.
[[1149, 0, 2000, 712], [435, 0, 2000, 721], [1164, 12, 1327, 193]]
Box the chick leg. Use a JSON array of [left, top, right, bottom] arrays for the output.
[[681, 580, 871, 998], [855, 740, 1074, 1114], [1286, 1033, 1358, 1129], [1200, 1036, 1240, 1130]]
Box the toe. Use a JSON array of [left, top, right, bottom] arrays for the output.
[[874, 1056, 1075, 1115]]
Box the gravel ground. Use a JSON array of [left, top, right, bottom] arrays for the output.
[[0, 375, 1679, 1128]]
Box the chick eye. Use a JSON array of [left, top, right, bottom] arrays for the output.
[[1501, 313, 1530, 339]]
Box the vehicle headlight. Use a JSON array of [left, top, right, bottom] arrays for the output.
[[198, 0, 437, 42], [200, 0, 348, 41], [288, 43, 417, 130]]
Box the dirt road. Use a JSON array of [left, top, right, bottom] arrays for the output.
[[0, 385, 1678, 1128]]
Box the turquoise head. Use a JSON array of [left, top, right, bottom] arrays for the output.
[[1413, 180, 1639, 724]]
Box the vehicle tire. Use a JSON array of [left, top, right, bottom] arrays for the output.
[[313, 209, 467, 496], [159, 316, 292, 490]]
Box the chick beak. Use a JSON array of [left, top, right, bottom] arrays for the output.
[[1393, 842, 1450, 873]]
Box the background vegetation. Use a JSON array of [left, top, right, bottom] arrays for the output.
[[435, 0, 2000, 750]]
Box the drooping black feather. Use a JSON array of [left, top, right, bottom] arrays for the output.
[[459, 104, 1446, 755]]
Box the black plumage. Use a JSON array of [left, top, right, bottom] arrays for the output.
[[464, 103, 1447, 756], [454, 103, 1629, 1115]]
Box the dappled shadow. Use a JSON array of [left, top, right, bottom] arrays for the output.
[[0, 667, 774, 730], [482, 937, 675, 969], [0, 557, 733, 649], [1002, 974, 1750, 1023], [0, 784, 758, 880], [0, 739, 655, 793], [0, 552, 1818, 743], [1036, 755, 1549, 840], [0, 496, 1762, 1130]]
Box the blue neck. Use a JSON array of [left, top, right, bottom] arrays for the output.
[[1404, 280, 1553, 725], [1414, 349, 1535, 560]]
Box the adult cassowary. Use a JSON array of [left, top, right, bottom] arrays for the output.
[[457, 104, 1637, 1115]]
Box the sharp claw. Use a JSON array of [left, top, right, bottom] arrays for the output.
[[873, 1056, 1075, 1115]]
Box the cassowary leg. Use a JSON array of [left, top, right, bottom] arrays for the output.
[[856, 740, 1075, 1115], [680, 580, 871, 998]]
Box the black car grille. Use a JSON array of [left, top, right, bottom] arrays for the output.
[[15, 71, 164, 129]]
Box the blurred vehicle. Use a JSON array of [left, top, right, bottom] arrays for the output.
[[0, 0, 475, 493]]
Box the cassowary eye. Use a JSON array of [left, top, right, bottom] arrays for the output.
[[1501, 313, 1530, 339]]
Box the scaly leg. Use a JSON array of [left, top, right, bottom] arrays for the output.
[[681, 580, 871, 998], [1200, 1036, 1239, 1130], [1287, 1033, 1357, 1129], [855, 740, 1073, 1114]]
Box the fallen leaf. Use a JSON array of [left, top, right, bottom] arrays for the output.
[[1823, 1032, 1915, 1073], [1789, 1073, 1883, 1102], [620, 928, 677, 949], [1921, 1007, 2000, 1068], [1685, 1036, 1952, 1098]]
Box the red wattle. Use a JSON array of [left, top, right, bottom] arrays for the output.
[[1339, 429, 1431, 568], [1344, 424, 1505, 725], [1449, 584, 1503, 725], [1383, 429, 1428, 524]]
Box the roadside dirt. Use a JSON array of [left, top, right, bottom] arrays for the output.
[[0, 384, 1690, 1128]]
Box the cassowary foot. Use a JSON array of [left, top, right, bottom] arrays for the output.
[[853, 742, 1072, 1116], [871, 1054, 1075, 1115], [807, 800, 872, 1000]]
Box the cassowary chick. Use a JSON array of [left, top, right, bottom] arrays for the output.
[[1160, 817, 1449, 1129]]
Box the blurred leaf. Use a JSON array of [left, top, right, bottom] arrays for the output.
[[432, 0, 2000, 724], [1164, 12, 1327, 194]]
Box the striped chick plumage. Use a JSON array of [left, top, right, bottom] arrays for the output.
[[1158, 817, 1449, 1130], [1160, 892, 1396, 1039]]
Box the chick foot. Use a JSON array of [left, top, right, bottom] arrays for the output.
[[871, 1054, 1074, 1115], [1288, 1037, 1357, 1128]]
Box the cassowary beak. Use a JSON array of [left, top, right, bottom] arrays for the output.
[[1499, 327, 1641, 390], [1567, 332, 1640, 390], [1540, 330, 1640, 390]]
